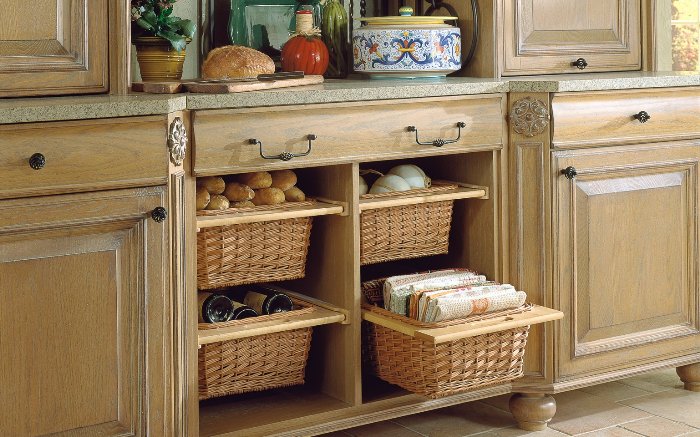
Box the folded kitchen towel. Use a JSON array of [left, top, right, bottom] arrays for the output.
[[427, 288, 527, 322]]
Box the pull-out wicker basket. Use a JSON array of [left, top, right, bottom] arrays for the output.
[[197, 202, 314, 289], [361, 278, 531, 399], [359, 183, 457, 265], [198, 299, 314, 400]]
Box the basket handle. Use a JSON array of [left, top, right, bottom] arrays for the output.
[[251, 134, 316, 161], [406, 122, 466, 147]]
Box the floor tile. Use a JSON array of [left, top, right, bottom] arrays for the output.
[[620, 389, 700, 427], [481, 394, 513, 413], [342, 421, 426, 437], [468, 426, 569, 436], [579, 381, 653, 402], [618, 416, 699, 437], [393, 401, 516, 437], [576, 426, 642, 436], [548, 390, 651, 435], [619, 368, 683, 393]]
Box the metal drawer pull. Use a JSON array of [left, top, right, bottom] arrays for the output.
[[633, 111, 651, 123], [151, 207, 168, 223], [29, 153, 46, 170], [407, 122, 466, 147], [572, 58, 588, 69], [251, 134, 316, 161], [561, 166, 577, 179]]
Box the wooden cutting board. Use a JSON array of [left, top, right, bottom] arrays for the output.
[[132, 75, 324, 94]]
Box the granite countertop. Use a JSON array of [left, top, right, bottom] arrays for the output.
[[0, 72, 698, 124]]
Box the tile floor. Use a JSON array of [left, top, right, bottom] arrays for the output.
[[324, 369, 700, 437]]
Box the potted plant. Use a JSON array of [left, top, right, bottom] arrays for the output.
[[131, 0, 196, 81]]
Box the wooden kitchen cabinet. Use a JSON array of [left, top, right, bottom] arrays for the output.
[[0, 188, 173, 436], [0, 0, 109, 97]]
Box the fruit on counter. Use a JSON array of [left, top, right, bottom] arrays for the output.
[[281, 10, 329, 75], [387, 164, 431, 189], [369, 174, 411, 194], [270, 169, 298, 191], [359, 175, 369, 195], [196, 187, 211, 210], [284, 186, 306, 202], [237, 171, 272, 189], [206, 194, 230, 210], [198, 176, 226, 194], [231, 200, 255, 208], [224, 182, 255, 202], [251, 187, 286, 205]]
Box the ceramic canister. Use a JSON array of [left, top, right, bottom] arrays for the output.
[[352, 8, 461, 78]]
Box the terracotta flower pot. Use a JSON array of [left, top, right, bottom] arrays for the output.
[[133, 36, 190, 81]]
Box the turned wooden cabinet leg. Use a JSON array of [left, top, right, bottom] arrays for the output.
[[677, 363, 700, 392], [509, 393, 557, 431]]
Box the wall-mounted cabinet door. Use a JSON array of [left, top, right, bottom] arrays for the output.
[[503, 0, 641, 76], [553, 142, 700, 381], [0, 0, 108, 97], [0, 188, 171, 436]]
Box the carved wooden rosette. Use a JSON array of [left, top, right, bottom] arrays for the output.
[[168, 117, 187, 166], [510, 97, 550, 138]]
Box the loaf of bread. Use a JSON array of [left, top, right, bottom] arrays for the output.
[[196, 187, 211, 210], [206, 194, 230, 210], [284, 186, 306, 202], [251, 187, 286, 206], [198, 176, 226, 194], [202, 45, 275, 79], [224, 182, 255, 202], [231, 200, 255, 208], [270, 169, 298, 191], [237, 171, 272, 189]]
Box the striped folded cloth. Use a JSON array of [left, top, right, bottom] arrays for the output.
[[423, 284, 527, 322]]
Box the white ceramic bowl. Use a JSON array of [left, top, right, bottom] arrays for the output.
[[352, 14, 461, 78]]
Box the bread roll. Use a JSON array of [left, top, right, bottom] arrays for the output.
[[198, 176, 226, 194], [251, 188, 285, 206], [237, 171, 272, 189], [196, 187, 211, 210], [270, 169, 298, 191], [223, 182, 255, 202], [231, 200, 255, 208], [206, 194, 230, 210], [202, 45, 275, 79], [284, 186, 306, 202]]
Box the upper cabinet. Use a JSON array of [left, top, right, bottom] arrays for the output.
[[0, 0, 109, 97], [502, 0, 641, 75]]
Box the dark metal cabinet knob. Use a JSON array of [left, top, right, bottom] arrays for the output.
[[29, 153, 46, 170], [561, 166, 578, 179], [572, 58, 588, 70], [151, 207, 168, 223], [633, 111, 651, 123]]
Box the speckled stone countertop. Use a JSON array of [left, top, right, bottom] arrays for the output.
[[1, 72, 698, 124]]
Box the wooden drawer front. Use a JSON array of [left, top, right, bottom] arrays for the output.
[[0, 117, 168, 199], [552, 88, 700, 148], [192, 96, 504, 175], [553, 142, 700, 380]]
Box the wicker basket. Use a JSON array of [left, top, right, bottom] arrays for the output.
[[198, 300, 314, 400], [197, 201, 314, 289], [361, 278, 531, 399], [360, 183, 457, 265]]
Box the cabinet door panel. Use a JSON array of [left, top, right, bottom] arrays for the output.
[[503, 0, 640, 75], [553, 143, 700, 380], [0, 0, 108, 96], [0, 188, 170, 436]]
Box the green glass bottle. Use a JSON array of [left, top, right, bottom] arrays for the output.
[[321, 0, 349, 78]]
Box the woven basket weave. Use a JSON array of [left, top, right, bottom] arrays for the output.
[[361, 278, 530, 399], [360, 183, 457, 265], [196, 202, 314, 289], [198, 300, 314, 400]]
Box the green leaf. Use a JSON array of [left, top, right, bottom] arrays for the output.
[[174, 19, 196, 38], [158, 30, 187, 51], [136, 17, 155, 32]]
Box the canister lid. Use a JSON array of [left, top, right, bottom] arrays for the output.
[[358, 7, 457, 26]]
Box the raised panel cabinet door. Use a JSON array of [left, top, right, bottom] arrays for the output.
[[0, 188, 172, 436], [0, 0, 108, 97], [553, 142, 700, 381], [503, 0, 641, 75]]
